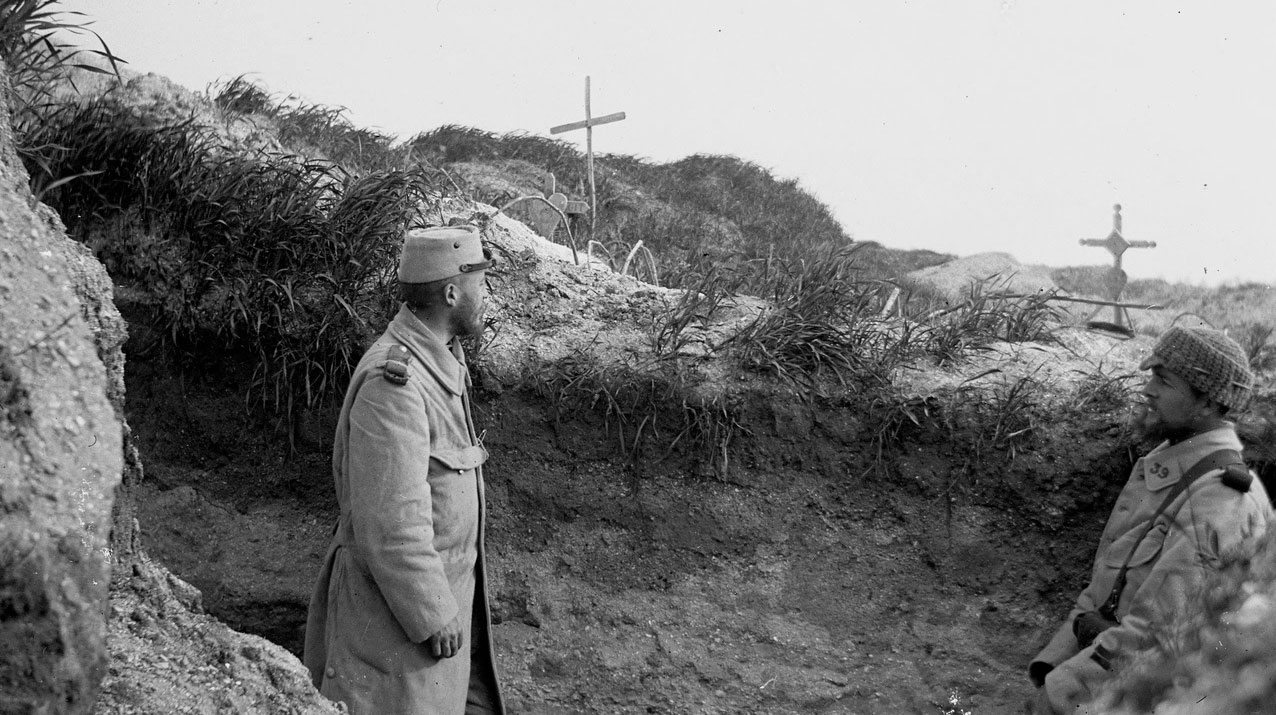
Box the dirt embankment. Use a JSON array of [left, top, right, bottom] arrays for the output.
[[92, 168, 1180, 714], [117, 310, 1156, 715]]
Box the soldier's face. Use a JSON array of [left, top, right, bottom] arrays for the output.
[[451, 272, 488, 338], [1136, 366, 1209, 442]]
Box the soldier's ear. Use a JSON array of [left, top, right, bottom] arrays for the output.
[[442, 281, 460, 307]]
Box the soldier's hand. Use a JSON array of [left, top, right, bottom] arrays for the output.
[[425, 615, 464, 659]]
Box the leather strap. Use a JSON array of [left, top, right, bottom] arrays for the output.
[[1098, 449, 1244, 620]]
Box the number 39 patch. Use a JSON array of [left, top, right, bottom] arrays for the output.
[[1148, 462, 1170, 480]]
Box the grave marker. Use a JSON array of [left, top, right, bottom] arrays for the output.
[[550, 76, 626, 228], [1078, 204, 1157, 331], [524, 171, 589, 239]]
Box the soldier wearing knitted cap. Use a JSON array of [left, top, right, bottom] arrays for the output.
[[304, 225, 506, 714], [1029, 325, 1272, 714]]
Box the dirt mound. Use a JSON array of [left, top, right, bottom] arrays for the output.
[[95, 557, 340, 715], [905, 252, 1061, 302]]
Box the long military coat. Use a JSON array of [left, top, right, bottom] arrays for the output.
[[1031, 426, 1273, 709], [303, 305, 504, 715]]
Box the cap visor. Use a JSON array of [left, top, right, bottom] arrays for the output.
[[1138, 354, 1163, 370]]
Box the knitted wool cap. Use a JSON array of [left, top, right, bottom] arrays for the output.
[[397, 225, 493, 283], [1139, 325, 1254, 412]]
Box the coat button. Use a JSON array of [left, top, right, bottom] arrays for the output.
[[326, 666, 336, 678]]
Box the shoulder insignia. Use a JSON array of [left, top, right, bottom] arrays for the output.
[[1220, 464, 1253, 493], [381, 345, 412, 386]]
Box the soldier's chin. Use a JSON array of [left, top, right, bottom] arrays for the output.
[[453, 314, 484, 338], [1132, 406, 1163, 442]]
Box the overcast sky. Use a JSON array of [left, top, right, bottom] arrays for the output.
[[60, 1, 1276, 285]]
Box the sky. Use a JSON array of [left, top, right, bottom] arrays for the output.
[[57, 1, 1276, 286]]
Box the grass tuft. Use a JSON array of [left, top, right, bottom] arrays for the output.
[[904, 275, 1063, 366], [523, 347, 745, 480], [210, 75, 414, 172], [651, 267, 739, 359], [2, 0, 124, 199], [722, 244, 896, 390], [19, 96, 445, 443]]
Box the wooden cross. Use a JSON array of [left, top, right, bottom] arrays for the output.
[[550, 76, 626, 229], [1078, 204, 1157, 330]]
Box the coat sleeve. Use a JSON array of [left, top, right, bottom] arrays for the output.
[[346, 374, 458, 643], [1030, 516, 1117, 685], [1029, 590, 1097, 685]]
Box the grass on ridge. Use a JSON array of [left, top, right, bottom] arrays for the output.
[[210, 75, 415, 172], [20, 95, 446, 440]]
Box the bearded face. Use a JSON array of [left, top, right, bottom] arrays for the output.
[[1134, 366, 1210, 443], [449, 273, 488, 338]]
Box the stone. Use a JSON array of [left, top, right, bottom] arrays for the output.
[[0, 62, 124, 713]]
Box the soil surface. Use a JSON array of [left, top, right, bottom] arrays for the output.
[[116, 339, 1139, 715]]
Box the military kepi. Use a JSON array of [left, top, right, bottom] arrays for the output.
[[398, 225, 495, 283]]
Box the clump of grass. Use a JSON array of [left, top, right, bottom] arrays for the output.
[[586, 238, 659, 285], [208, 74, 273, 115], [411, 124, 583, 170], [523, 347, 745, 480], [1067, 360, 1139, 414], [946, 369, 1043, 461], [1238, 321, 1276, 373], [657, 154, 848, 258], [210, 75, 413, 172], [21, 96, 444, 441], [650, 266, 739, 358], [599, 207, 741, 288], [863, 390, 940, 479], [860, 365, 1050, 524], [1, 0, 123, 198], [722, 244, 898, 390], [933, 368, 1045, 530], [908, 275, 1063, 366]]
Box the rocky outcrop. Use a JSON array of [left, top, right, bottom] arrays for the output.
[[0, 67, 124, 713]]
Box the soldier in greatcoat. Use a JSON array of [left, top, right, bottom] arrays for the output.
[[1030, 325, 1273, 713], [303, 225, 505, 714]]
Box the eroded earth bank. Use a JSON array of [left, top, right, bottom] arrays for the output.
[[110, 278, 1173, 715]]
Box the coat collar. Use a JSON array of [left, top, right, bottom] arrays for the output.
[[1138, 425, 1242, 492], [386, 304, 468, 396]]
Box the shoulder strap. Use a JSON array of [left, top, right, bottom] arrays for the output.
[[1098, 449, 1245, 620], [381, 344, 412, 385]]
